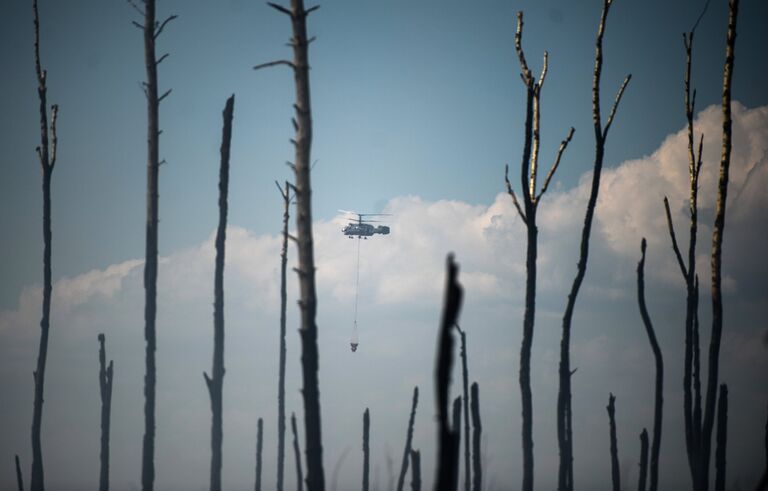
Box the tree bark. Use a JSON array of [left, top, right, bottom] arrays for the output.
[[292, 412, 304, 491], [410, 450, 421, 491], [363, 408, 370, 491], [451, 397, 462, 490], [277, 180, 291, 491], [714, 385, 728, 491], [396, 387, 419, 491], [607, 394, 620, 491], [30, 2, 58, 489], [639, 429, 649, 491], [470, 383, 482, 491], [701, 3, 739, 489], [98, 334, 114, 491], [16, 454, 24, 491], [555, 2, 630, 489], [456, 327, 471, 491], [637, 239, 664, 491], [256, 417, 264, 491], [204, 94, 234, 491], [434, 255, 463, 491]]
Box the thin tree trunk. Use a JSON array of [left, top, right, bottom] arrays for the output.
[[255, 2, 324, 487], [758, 406, 768, 491], [292, 412, 304, 491], [701, 3, 739, 489], [638, 429, 649, 491], [410, 451, 421, 491], [363, 408, 370, 491], [204, 94, 234, 491], [607, 394, 620, 491], [456, 327, 471, 491], [256, 417, 264, 491], [277, 180, 291, 491], [30, 1, 58, 489], [556, 2, 630, 489], [434, 255, 463, 491], [396, 387, 419, 491], [470, 383, 482, 491], [714, 385, 728, 491], [452, 397, 462, 490], [637, 239, 664, 491], [98, 334, 114, 491], [16, 454, 24, 491]]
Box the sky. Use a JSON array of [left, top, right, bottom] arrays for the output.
[[0, 0, 767, 490]]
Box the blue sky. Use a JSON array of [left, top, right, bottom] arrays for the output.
[[1, 1, 767, 490]]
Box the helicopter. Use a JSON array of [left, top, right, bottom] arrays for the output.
[[339, 210, 391, 239]]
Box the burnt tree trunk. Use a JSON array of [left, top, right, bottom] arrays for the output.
[[204, 94, 234, 491], [555, 1, 630, 489], [607, 394, 620, 491], [256, 417, 264, 491], [470, 383, 482, 491], [396, 387, 419, 491], [714, 385, 728, 491], [701, 2, 739, 489], [363, 408, 370, 491], [98, 334, 114, 491], [456, 327, 471, 491], [434, 255, 463, 491], [638, 429, 649, 491], [410, 450, 421, 491], [276, 180, 291, 491], [452, 397, 462, 489], [30, 2, 58, 489], [16, 454, 24, 491], [637, 239, 664, 491], [292, 412, 304, 491]]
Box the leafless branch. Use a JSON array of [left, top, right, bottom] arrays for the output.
[[131, 20, 143, 30], [267, 2, 293, 17], [663, 197, 689, 279], [602, 74, 632, 139], [514, 12, 532, 85], [253, 60, 296, 71], [154, 14, 177, 39], [158, 88, 172, 103], [49, 105, 58, 170], [505, 165, 527, 224], [126, 0, 145, 17], [156, 53, 170, 65], [305, 5, 320, 15], [537, 51, 549, 92], [537, 127, 574, 201]]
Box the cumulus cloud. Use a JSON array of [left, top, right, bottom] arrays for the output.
[[1, 103, 767, 490]]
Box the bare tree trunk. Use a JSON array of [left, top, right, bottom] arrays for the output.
[[470, 383, 482, 491], [203, 94, 234, 491], [30, 2, 59, 489], [276, 180, 291, 491], [255, 2, 324, 487], [135, 2, 176, 489], [758, 407, 768, 491], [363, 409, 370, 491], [98, 334, 114, 491], [16, 454, 24, 491], [505, 15, 575, 491], [452, 397, 462, 489], [701, 3, 739, 489], [637, 239, 664, 491], [714, 385, 728, 491], [409, 451, 421, 491], [555, 2, 631, 489], [456, 327, 471, 491], [434, 255, 463, 491], [397, 387, 419, 491], [638, 429, 649, 491], [256, 417, 264, 491], [607, 394, 620, 491], [292, 412, 304, 491]]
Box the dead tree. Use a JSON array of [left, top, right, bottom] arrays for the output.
[[452, 397, 462, 489], [254, 2, 324, 487], [396, 387, 419, 491], [607, 394, 620, 491], [276, 180, 292, 491], [637, 239, 664, 491], [30, 1, 59, 489], [128, 1, 177, 489], [203, 94, 235, 491], [98, 334, 114, 491], [504, 15, 575, 490], [410, 450, 421, 491], [714, 385, 728, 491], [555, 1, 631, 489], [455, 326, 471, 491], [292, 412, 304, 491], [363, 408, 370, 491], [638, 429, 649, 491], [256, 417, 264, 491], [470, 383, 482, 491], [434, 254, 464, 491], [15, 454, 24, 491]]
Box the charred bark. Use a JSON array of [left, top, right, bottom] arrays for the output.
[[276, 180, 291, 491], [555, 1, 630, 489], [256, 417, 264, 491], [470, 383, 482, 491], [639, 429, 649, 491], [410, 450, 421, 491], [714, 385, 728, 491], [456, 327, 471, 491], [16, 454, 24, 491], [363, 408, 370, 491], [98, 334, 114, 491], [396, 387, 419, 491], [607, 394, 620, 491], [292, 412, 304, 491]]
